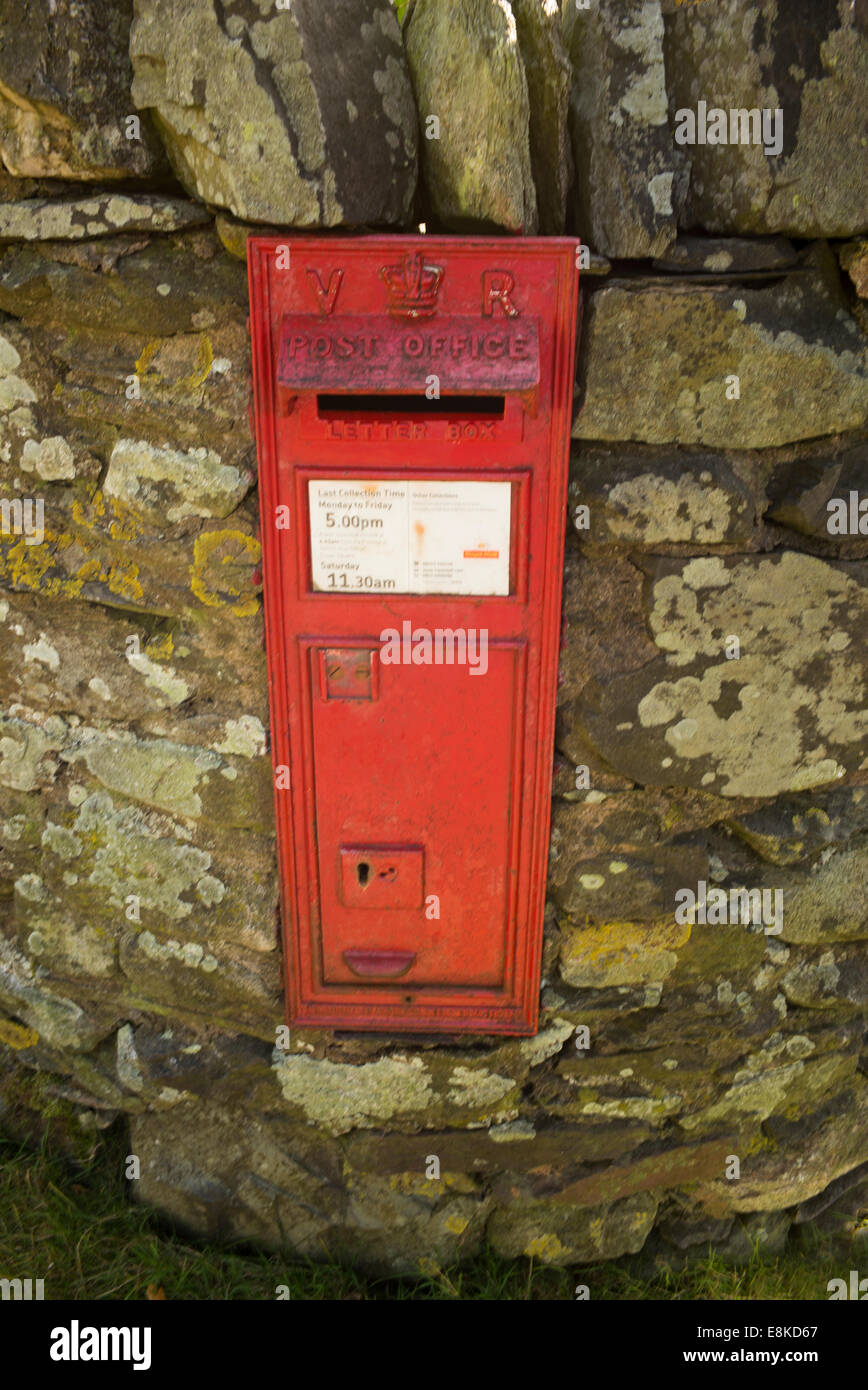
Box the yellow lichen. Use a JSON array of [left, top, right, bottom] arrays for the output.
[[0, 1019, 40, 1049], [190, 529, 260, 617], [107, 502, 140, 543], [0, 531, 82, 599], [146, 632, 175, 662], [137, 333, 214, 392], [105, 561, 144, 603], [560, 918, 691, 989], [524, 1233, 567, 1262]]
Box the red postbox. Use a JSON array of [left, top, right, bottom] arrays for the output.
[[248, 235, 580, 1035]]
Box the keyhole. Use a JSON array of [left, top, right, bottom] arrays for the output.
[[356, 862, 370, 887]]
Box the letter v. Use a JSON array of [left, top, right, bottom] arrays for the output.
[[306, 268, 344, 316]]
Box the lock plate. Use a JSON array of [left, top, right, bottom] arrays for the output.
[[339, 845, 424, 909], [318, 647, 378, 700]]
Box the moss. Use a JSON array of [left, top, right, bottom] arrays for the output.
[[0, 1061, 105, 1164]]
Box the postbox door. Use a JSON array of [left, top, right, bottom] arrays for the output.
[[307, 638, 526, 988]]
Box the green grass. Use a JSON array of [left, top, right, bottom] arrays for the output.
[[0, 1126, 846, 1301]]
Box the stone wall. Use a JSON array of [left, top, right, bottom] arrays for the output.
[[0, 0, 866, 1275]]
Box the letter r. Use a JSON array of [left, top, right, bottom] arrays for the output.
[[482, 270, 519, 318]]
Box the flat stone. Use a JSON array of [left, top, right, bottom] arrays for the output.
[[580, 957, 787, 1079], [26, 786, 274, 950], [344, 1123, 650, 1173], [0, 0, 167, 180], [0, 935, 117, 1051], [55, 321, 253, 487], [780, 942, 867, 1009], [0, 229, 248, 334], [668, 916, 778, 997], [548, 1049, 713, 1126], [727, 787, 868, 866], [0, 320, 82, 484], [840, 240, 868, 298], [214, 213, 287, 261], [657, 1205, 735, 1254], [569, 444, 758, 547], [103, 438, 253, 525], [404, 0, 537, 231], [0, 477, 262, 620], [0, 712, 67, 793], [557, 547, 659, 740], [692, 1076, 868, 1214], [64, 729, 272, 829], [271, 1021, 574, 1137], [652, 235, 798, 275], [129, 1100, 493, 1276], [764, 438, 868, 542], [573, 553, 867, 798], [549, 783, 763, 859], [272, 1048, 520, 1136], [564, 0, 683, 258], [0, 710, 271, 830], [0, 170, 66, 203], [131, 0, 416, 226], [337, 1168, 491, 1277], [549, 1139, 732, 1208], [550, 844, 707, 923], [663, 0, 868, 237], [114, 1023, 273, 1108], [574, 251, 868, 449], [0, 196, 210, 242], [559, 919, 692, 990], [794, 1160, 868, 1227], [118, 925, 279, 1039], [651, 1210, 792, 1269], [0, 787, 44, 888], [581, 250, 611, 277], [130, 1103, 345, 1251], [513, 0, 573, 234], [780, 848, 868, 944], [680, 1043, 857, 1133], [3, 740, 280, 1017], [488, 1190, 659, 1265]]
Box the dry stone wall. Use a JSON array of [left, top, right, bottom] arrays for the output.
[[0, 0, 866, 1276]]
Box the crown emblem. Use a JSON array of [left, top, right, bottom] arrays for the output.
[[380, 252, 444, 318]]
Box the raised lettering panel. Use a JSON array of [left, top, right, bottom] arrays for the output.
[[278, 314, 540, 392]]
